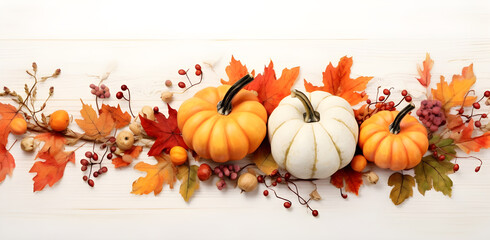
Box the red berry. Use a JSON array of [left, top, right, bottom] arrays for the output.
[[116, 92, 123, 99], [197, 163, 212, 181], [121, 85, 128, 91], [383, 89, 390, 95], [93, 172, 99, 178], [263, 190, 269, 196], [83, 176, 88, 181], [101, 167, 108, 173], [473, 102, 481, 109], [475, 121, 482, 128], [109, 137, 116, 143], [405, 96, 412, 102], [165, 80, 172, 87], [361, 92, 366, 97], [107, 153, 113, 159], [312, 210, 319, 217], [195, 70, 202, 76], [272, 181, 277, 186], [453, 164, 459, 172], [257, 175, 264, 183], [195, 64, 201, 70], [401, 90, 408, 96], [81, 165, 88, 171], [178, 69, 186, 75], [482, 114, 487, 118], [485, 90, 490, 97], [366, 99, 371, 104], [276, 177, 282, 183], [341, 193, 348, 199], [475, 166, 481, 172], [80, 159, 89, 166], [271, 169, 278, 176], [92, 153, 99, 161], [88, 179, 94, 187], [458, 108, 464, 114], [153, 106, 159, 113], [438, 155, 446, 161], [378, 96, 385, 101], [178, 82, 186, 88], [388, 101, 395, 107], [430, 144, 436, 150], [284, 172, 291, 180], [432, 151, 438, 158], [284, 202, 291, 208], [85, 151, 93, 158]]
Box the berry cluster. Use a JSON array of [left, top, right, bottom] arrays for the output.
[[429, 143, 482, 173], [90, 84, 110, 98], [115, 85, 135, 118], [174, 64, 203, 92], [456, 90, 490, 128], [416, 100, 446, 132], [213, 164, 241, 190], [81, 137, 116, 187], [356, 88, 412, 124]]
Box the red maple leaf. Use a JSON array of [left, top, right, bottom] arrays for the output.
[[453, 119, 490, 154], [29, 133, 75, 192], [330, 166, 363, 195], [245, 61, 300, 115], [140, 103, 187, 156], [0, 102, 21, 182]]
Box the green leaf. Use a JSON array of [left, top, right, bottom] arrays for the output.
[[177, 165, 200, 202], [388, 172, 415, 205], [429, 135, 457, 161], [414, 155, 454, 196]]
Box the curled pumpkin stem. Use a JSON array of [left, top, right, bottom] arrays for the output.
[[217, 74, 254, 115], [291, 89, 320, 123], [389, 103, 415, 134]]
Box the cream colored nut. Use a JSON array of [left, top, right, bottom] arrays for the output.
[[122, 155, 133, 163], [114, 147, 125, 156], [237, 172, 258, 192], [21, 137, 35, 152], [139, 106, 155, 121], [129, 122, 142, 136], [116, 130, 134, 151], [161, 91, 173, 103], [364, 171, 379, 184]]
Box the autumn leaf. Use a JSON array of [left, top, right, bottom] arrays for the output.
[[251, 139, 278, 175], [0, 146, 15, 183], [30, 133, 75, 192], [177, 165, 200, 202], [330, 166, 363, 195], [414, 155, 454, 197], [388, 172, 415, 205], [453, 119, 490, 153], [131, 154, 177, 195], [447, 114, 465, 132], [112, 146, 143, 168], [304, 56, 373, 106], [429, 134, 457, 161], [100, 104, 131, 129], [220, 56, 255, 85], [246, 61, 300, 115], [140, 103, 187, 156], [0, 102, 21, 182], [417, 53, 434, 87], [431, 64, 476, 113], [75, 100, 115, 139]]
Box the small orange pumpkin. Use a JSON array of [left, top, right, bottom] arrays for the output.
[[359, 104, 428, 171], [10, 117, 27, 135], [177, 74, 267, 162]]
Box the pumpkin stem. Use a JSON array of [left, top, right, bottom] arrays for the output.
[[389, 103, 415, 134], [217, 74, 254, 115], [291, 89, 320, 123]]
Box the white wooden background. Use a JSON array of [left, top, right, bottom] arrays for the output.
[[1, 1, 490, 240]]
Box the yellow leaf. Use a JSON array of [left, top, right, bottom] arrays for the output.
[[251, 140, 278, 175], [431, 64, 476, 113], [388, 172, 415, 205], [75, 100, 115, 139], [177, 165, 200, 202], [131, 154, 177, 195]]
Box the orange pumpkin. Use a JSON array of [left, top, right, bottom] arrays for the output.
[[359, 104, 428, 171], [177, 74, 267, 162]]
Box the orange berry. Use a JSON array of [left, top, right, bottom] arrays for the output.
[[49, 110, 70, 131], [170, 146, 188, 166], [351, 155, 367, 172], [10, 118, 27, 135]]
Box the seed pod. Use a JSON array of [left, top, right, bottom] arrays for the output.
[[364, 171, 379, 184], [129, 122, 142, 136], [237, 172, 258, 192], [21, 137, 35, 152], [139, 106, 155, 121], [161, 91, 173, 103]]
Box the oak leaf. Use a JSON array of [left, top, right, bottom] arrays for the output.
[[220, 56, 255, 85], [75, 100, 115, 139], [431, 64, 476, 113], [111, 146, 143, 168], [330, 166, 363, 195], [417, 53, 434, 87], [388, 172, 415, 205], [304, 56, 373, 106], [131, 154, 177, 195], [140, 103, 187, 156], [30, 133, 75, 192], [177, 165, 200, 202], [0, 102, 21, 182], [413, 155, 453, 197], [100, 104, 131, 129], [453, 119, 490, 153], [251, 139, 278, 175]]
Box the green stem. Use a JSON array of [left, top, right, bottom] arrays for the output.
[[291, 89, 320, 123], [217, 74, 254, 115], [389, 103, 415, 134]]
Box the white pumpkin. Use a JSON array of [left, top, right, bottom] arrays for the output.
[[268, 90, 358, 179]]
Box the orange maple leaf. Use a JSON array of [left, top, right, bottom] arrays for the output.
[[453, 119, 490, 154], [0, 102, 21, 182], [99, 104, 131, 129], [75, 100, 115, 139], [131, 154, 177, 195], [446, 114, 465, 132], [220, 56, 255, 85], [417, 53, 434, 87], [29, 133, 75, 191], [112, 146, 143, 168], [431, 64, 476, 113], [330, 166, 363, 195], [246, 61, 300, 115], [304, 56, 372, 106]]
